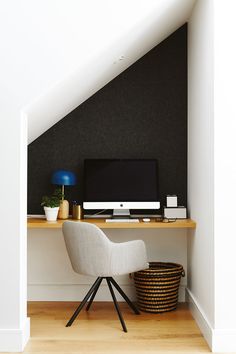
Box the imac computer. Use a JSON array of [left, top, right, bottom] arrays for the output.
[[83, 159, 160, 218]]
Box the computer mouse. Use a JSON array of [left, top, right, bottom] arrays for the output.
[[142, 218, 150, 222]]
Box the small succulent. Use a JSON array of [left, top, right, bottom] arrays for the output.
[[41, 188, 64, 208]]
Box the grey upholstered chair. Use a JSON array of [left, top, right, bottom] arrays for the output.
[[62, 220, 148, 332]]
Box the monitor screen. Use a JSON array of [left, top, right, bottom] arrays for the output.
[[83, 159, 159, 209]]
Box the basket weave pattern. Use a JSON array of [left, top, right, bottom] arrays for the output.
[[134, 262, 185, 313]]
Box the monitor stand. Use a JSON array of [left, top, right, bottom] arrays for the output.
[[112, 209, 130, 218]]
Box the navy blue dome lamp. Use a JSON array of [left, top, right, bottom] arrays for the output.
[[51, 170, 76, 219]]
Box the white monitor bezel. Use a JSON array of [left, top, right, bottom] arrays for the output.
[[83, 201, 160, 210]]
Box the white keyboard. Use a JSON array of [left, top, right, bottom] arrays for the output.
[[106, 218, 140, 223]]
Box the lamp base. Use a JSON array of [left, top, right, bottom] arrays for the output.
[[58, 200, 69, 219]]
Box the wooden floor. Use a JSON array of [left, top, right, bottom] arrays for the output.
[[18, 302, 210, 353]]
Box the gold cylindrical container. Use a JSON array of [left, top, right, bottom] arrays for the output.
[[72, 204, 82, 220]]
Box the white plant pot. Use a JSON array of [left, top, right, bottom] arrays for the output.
[[44, 206, 59, 221]]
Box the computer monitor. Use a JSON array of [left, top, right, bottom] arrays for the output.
[[83, 159, 160, 217]]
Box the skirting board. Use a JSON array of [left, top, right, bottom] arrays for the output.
[[0, 317, 30, 352], [186, 288, 212, 350], [186, 288, 236, 353], [28, 283, 186, 302]]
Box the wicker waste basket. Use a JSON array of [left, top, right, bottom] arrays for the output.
[[134, 262, 185, 313]]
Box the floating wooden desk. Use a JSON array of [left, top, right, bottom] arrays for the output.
[[27, 217, 196, 229]]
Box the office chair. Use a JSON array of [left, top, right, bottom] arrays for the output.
[[62, 220, 148, 332]]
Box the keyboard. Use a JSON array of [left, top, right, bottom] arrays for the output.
[[105, 218, 140, 223]]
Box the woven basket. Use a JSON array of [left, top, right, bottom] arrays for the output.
[[134, 262, 185, 313]]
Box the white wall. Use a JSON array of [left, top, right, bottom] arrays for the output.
[[213, 1, 236, 352], [28, 229, 187, 302], [188, 0, 236, 352], [187, 0, 214, 349], [0, 108, 29, 351]]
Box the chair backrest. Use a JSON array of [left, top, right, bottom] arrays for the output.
[[62, 221, 112, 276]]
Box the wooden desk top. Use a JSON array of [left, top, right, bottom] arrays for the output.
[[27, 217, 196, 229]]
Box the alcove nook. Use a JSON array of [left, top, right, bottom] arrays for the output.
[[27, 24, 189, 305]]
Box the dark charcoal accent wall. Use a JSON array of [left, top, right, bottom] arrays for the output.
[[28, 24, 187, 214]]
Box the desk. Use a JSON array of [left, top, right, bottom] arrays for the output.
[[27, 218, 195, 301], [27, 217, 196, 229]]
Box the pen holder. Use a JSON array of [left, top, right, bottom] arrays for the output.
[[72, 204, 83, 220]]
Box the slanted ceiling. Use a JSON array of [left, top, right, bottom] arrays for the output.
[[24, 0, 195, 143]]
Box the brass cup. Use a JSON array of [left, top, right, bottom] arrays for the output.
[[72, 204, 82, 220]]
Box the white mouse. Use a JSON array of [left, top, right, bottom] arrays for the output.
[[142, 218, 150, 222]]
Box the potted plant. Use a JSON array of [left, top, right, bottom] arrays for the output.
[[41, 189, 63, 221]]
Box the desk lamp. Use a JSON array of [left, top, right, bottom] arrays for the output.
[[51, 170, 76, 219]]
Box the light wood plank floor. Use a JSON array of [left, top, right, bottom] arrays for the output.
[[14, 302, 211, 354]]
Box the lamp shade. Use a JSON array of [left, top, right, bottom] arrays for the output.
[[51, 170, 76, 186]]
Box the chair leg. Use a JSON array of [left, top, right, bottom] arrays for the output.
[[66, 277, 102, 327], [86, 277, 103, 311], [106, 278, 127, 333], [109, 277, 140, 315]]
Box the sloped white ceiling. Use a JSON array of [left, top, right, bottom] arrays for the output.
[[0, 0, 196, 143]]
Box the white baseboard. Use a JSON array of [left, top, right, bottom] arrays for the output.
[[186, 288, 236, 353], [0, 317, 30, 352], [186, 288, 212, 350], [28, 283, 186, 302]]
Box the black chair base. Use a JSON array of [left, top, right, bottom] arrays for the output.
[[66, 277, 140, 332]]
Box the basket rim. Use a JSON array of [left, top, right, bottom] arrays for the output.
[[144, 262, 183, 271], [134, 262, 185, 278]]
